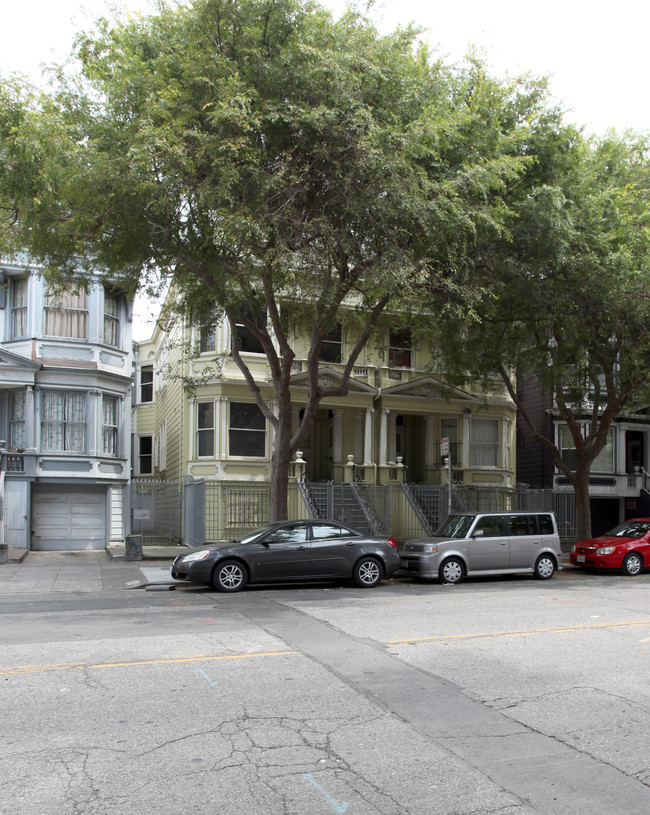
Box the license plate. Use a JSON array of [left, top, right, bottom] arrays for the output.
[[577, 555, 585, 563]]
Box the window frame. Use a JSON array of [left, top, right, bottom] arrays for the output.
[[470, 418, 500, 468], [101, 395, 119, 456], [43, 286, 88, 340], [103, 289, 120, 347], [388, 328, 412, 368], [197, 401, 215, 458], [228, 401, 266, 458], [139, 365, 154, 404], [137, 435, 153, 475], [11, 278, 28, 339], [41, 390, 87, 453]]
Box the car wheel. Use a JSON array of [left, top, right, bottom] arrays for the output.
[[212, 560, 248, 592], [534, 554, 556, 580], [353, 557, 383, 588], [440, 558, 464, 584], [621, 552, 643, 576]]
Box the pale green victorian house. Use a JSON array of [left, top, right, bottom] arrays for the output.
[[133, 305, 517, 544]]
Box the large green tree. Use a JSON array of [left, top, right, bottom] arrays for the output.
[[434, 127, 650, 541], [2, 0, 541, 519]]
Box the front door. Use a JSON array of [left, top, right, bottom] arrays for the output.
[[251, 523, 311, 580], [468, 515, 509, 571]]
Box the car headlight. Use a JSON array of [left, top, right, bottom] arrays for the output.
[[181, 550, 212, 563], [423, 544, 438, 554], [596, 546, 615, 555]]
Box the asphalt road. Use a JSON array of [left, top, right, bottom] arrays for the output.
[[1, 568, 649, 814]]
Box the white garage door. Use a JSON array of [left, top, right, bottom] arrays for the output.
[[32, 488, 107, 551]]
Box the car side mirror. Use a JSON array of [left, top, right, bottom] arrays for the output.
[[472, 529, 484, 538]]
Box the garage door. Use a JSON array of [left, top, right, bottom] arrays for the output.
[[32, 488, 107, 551]]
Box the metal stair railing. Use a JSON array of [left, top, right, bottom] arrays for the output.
[[298, 477, 329, 520], [401, 468, 435, 535], [351, 467, 385, 536]]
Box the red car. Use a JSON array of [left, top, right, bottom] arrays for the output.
[[570, 518, 650, 575]]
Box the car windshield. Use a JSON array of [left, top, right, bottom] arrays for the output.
[[606, 520, 650, 539], [434, 515, 476, 539]]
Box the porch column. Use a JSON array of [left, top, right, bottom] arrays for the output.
[[379, 408, 389, 467], [389, 412, 397, 463], [616, 425, 626, 474], [355, 410, 363, 463], [333, 409, 343, 466], [364, 408, 374, 465], [24, 386, 35, 449], [425, 415, 435, 469], [462, 413, 471, 468]]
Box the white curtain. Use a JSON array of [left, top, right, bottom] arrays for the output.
[[42, 391, 86, 452], [10, 391, 26, 449], [12, 279, 28, 338], [104, 291, 119, 347], [102, 397, 118, 455], [44, 289, 88, 339], [471, 419, 499, 467]]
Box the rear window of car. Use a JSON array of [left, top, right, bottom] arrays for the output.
[[538, 514, 555, 535]]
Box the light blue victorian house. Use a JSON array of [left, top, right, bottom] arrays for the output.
[[0, 258, 134, 551]]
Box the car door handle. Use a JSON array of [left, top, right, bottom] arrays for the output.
[[298, 545, 307, 550], [346, 542, 357, 546]]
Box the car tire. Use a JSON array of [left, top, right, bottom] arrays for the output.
[[534, 554, 556, 580], [621, 552, 643, 576], [440, 557, 464, 585], [353, 557, 383, 588], [212, 560, 248, 592]]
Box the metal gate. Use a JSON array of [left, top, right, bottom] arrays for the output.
[[130, 479, 182, 545]]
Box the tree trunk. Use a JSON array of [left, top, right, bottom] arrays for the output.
[[270, 396, 294, 522], [572, 461, 593, 543]]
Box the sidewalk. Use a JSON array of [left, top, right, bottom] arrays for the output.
[[0, 548, 185, 595]]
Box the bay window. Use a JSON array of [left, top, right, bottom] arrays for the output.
[[42, 391, 86, 452], [229, 402, 266, 457], [43, 287, 88, 339], [471, 418, 499, 467], [102, 396, 119, 455], [197, 401, 215, 457]]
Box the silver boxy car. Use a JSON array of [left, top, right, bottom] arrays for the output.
[[401, 512, 563, 584]]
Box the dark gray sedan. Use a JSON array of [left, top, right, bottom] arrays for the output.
[[171, 520, 401, 592]]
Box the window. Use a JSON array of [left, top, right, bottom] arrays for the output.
[[102, 396, 118, 455], [389, 328, 411, 368], [42, 391, 86, 452], [229, 402, 266, 457], [265, 524, 308, 543], [559, 425, 614, 473], [471, 419, 499, 467], [508, 515, 537, 536], [104, 290, 119, 347], [43, 287, 88, 339], [9, 391, 26, 449], [12, 279, 28, 338], [140, 366, 154, 403], [319, 324, 342, 363], [200, 323, 216, 353], [138, 436, 153, 474], [474, 515, 507, 537], [197, 401, 215, 457], [312, 524, 355, 540], [232, 306, 266, 354]]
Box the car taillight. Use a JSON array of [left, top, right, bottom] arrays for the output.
[[387, 537, 398, 548]]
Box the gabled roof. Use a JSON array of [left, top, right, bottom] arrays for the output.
[[379, 375, 481, 403], [0, 349, 42, 371], [288, 365, 378, 394]]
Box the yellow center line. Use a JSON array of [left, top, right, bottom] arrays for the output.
[[1, 649, 298, 676], [386, 619, 650, 646]]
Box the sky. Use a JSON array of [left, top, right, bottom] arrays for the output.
[[2, 0, 648, 338]]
